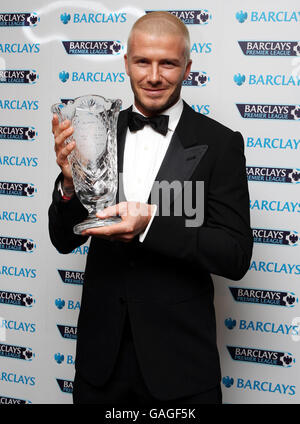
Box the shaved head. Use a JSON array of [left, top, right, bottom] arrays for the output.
[[127, 11, 190, 63]]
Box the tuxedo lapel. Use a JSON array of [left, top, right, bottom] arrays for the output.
[[115, 103, 208, 206], [116, 107, 130, 203], [147, 102, 208, 204], [151, 134, 207, 189], [117, 107, 131, 174]]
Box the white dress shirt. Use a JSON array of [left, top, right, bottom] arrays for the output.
[[123, 97, 183, 242]]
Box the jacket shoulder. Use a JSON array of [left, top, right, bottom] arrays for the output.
[[118, 106, 131, 121], [178, 101, 241, 149], [183, 101, 235, 138]]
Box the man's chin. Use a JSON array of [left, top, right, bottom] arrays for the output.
[[136, 98, 175, 116]]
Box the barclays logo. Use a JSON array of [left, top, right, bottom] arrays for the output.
[[61, 98, 73, 105], [249, 260, 300, 275], [0, 290, 35, 307], [55, 298, 65, 310], [54, 352, 74, 365], [61, 12, 127, 24], [60, 13, 71, 24], [222, 376, 296, 396], [250, 199, 300, 213], [54, 353, 64, 364], [62, 40, 123, 55], [190, 42, 212, 54], [229, 287, 298, 307], [0, 99, 39, 111], [225, 318, 300, 337], [0, 372, 36, 386], [71, 245, 89, 255], [247, 166, 300, 183], [146, 10, 212, 25], [57, 325, 77, 340], [191, 104, 210, 115], [238, 41, 300, 57], [0, 70, 38, 84], [0, 43, 40, 54], [0, 126, 37, 141], [0, 237, 36, 253], [0, 265, 36, 279], [246, 136, 300, 151], [55, 298, 80, 311], [59, 70, 125, 83], [56, 378, 73, 393], [0, 12, 39, 27], [234, 73, 300, 86], [0, 395, 30, 404], [0, 156, 38, 167], [233, 73, 245, 86], [222, 376, 234, 388], [0, 265, 37, 278], [183, 71, 209, 87], [225, 318, 236, 329], [236, 103, 300, 120], [288, 106, 299, 120], [0, 319, 36, 333], [0, 210, 37, 224], [236, 11, 248, 23], [59, 71, 69, 83], [235, 10, 300, 23], [58, 269, 84, 285], [227, 345, 295, 367], [0, 182, 36, 197], [0, 343, 34, 361], [252, 228, 298, 245]]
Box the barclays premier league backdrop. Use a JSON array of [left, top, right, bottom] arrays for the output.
[[0, 0, 299, 404]]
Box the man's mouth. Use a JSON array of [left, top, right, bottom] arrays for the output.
[[142, 87, 167, 95]]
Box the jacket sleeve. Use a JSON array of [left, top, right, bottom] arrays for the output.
[[142, 131, 253, 281], [48, 173, 89, 254]]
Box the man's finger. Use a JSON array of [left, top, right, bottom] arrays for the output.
[[56, 141, 75, 163], [53, 118, 72, 140], [59, 119, 72, 132], [96, 205, 119, 218], [54, 126, 74, 151], [96, 202, 128, 219], [52, 114, 59, 136], [82, 221, 128, 237]]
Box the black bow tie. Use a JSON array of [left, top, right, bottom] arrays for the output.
[[128, 111, 169, 136]]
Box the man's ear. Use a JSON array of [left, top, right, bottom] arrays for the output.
[[124, 54, 130, 76], [183, 60, 192, 81]]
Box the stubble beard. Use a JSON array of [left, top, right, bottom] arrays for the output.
[[131, 81, 182, 116]]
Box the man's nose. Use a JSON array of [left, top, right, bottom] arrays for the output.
[[147, 64, 161, 84]]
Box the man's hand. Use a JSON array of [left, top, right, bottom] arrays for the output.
[[52, 114, 75, 188], [81, 202, 156, 242]]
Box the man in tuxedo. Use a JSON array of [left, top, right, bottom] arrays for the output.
[[49, 12, 253, 404]]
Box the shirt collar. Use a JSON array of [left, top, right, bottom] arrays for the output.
[[132, 98, 183, 132]]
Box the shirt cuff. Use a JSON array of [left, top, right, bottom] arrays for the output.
[[139, 204, 157, 243], [57, 180, 75, 201], [57, 180, 63, 196]]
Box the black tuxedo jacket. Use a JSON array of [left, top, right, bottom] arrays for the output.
[[48, 101, 253, 401]]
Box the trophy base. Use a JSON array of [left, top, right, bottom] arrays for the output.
[[73, 216, 122, 235]]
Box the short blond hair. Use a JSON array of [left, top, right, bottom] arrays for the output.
[[127, 11, 191, 62]]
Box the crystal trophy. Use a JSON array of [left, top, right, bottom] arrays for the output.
[[51, 95, 122, 234]]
